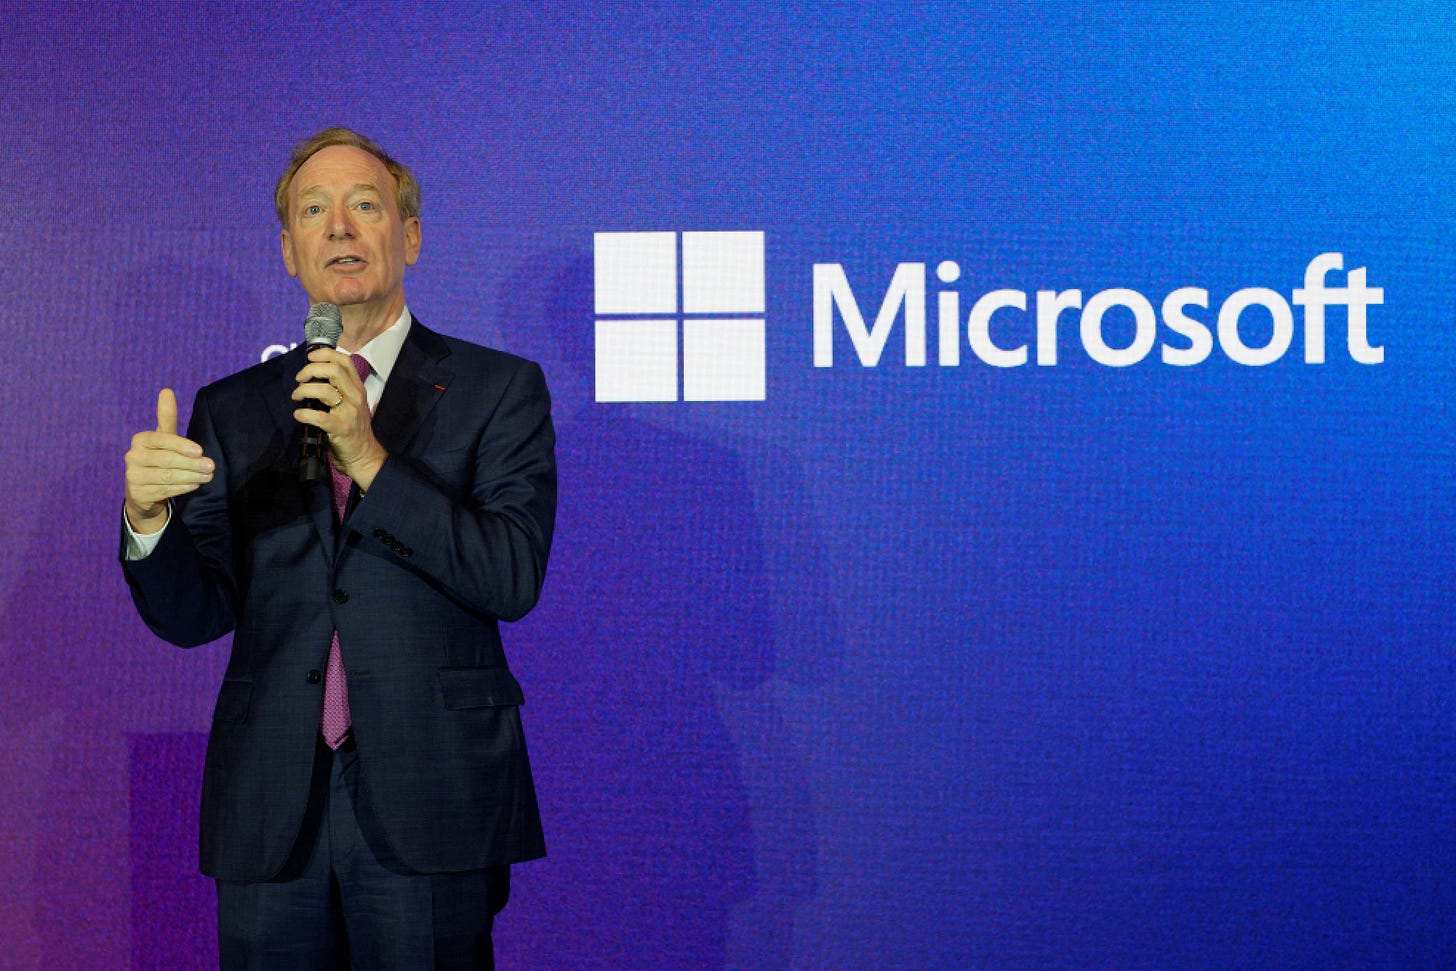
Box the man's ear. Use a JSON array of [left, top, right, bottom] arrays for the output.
[[281, 229, 298, 278], [404, 217, 422, 267]]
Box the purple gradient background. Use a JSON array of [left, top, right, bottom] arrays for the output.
[[2, 2, 1453, 968]]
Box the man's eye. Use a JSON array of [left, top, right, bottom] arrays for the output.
[[303, 204, 323, 216], [358, 201, 375, 211]]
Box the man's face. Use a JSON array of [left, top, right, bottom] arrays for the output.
[[280, 144, 421, 319]]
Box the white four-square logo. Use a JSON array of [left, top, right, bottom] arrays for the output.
[[594, 231, 766, 402]]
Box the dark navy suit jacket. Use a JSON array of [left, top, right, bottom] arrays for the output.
[[122, 318, 555, 882]]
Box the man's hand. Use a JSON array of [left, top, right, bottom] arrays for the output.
[[292, 348, 387, 490], [124, 389, 214, 534]]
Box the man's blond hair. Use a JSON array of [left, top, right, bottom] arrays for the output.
[[274, 127, 421, 225]]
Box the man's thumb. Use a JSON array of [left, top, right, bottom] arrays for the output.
[[156, 388, 178, 435]]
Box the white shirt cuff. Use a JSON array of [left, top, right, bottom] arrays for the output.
[[122, 506, 168, 560]]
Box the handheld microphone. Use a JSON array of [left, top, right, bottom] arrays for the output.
[[298, 302, 343, 484]]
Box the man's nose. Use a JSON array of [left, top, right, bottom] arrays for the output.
[[327, 207, 355, 239]]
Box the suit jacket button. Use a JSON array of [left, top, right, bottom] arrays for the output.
[[400, 547, 412, 557], [307, 669, 322, 684], [332, 588, 349, 604]]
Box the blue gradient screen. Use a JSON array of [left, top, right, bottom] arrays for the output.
[[2, 3, 1453, 968]]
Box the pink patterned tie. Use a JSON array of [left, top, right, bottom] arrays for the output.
[[321, 353, 374, 749]]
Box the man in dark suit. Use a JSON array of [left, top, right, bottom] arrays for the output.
[[120, 127, 555, 970]]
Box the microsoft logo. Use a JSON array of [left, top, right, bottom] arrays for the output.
[[593, 231, 766, 402]]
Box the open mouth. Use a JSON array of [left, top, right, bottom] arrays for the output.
[[327, 256, 364, 267]]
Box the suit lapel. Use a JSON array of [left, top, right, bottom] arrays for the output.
[[371, 317, 454, 460], [258, 348, 338, 559]]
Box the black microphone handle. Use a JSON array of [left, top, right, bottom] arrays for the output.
[[297, 339, 335, 484]]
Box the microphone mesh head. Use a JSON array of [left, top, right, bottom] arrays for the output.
[[303, 302, 343, 347]]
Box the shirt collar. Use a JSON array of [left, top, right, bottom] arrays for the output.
[[346, 306, 412, 386]]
